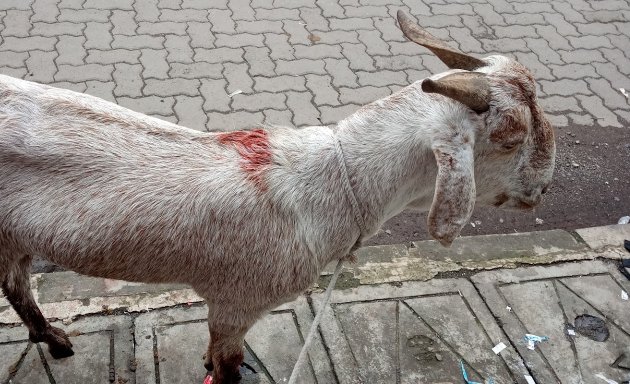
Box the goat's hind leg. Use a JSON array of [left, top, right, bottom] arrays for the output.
[[1, 254, 74, 359]]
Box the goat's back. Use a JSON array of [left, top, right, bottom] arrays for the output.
[[0, 76, 305, 293]]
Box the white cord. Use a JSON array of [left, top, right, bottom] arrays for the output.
[[287, 258, 344, 384]]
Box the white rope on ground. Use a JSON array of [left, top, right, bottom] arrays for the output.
[[287, 258, 344, 384]]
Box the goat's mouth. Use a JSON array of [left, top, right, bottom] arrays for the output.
[[494, 194, 538, 211]]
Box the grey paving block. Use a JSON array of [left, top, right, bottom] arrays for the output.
[[144, 78, 200, 97], [25, 50, 58, 84], [1, 315, 134, 384], [0, 341, 28, 383], [36, 271, 188, 304], [200, 79, 231, 112], [576, 224, 630, 250], [472, 260, 630, 384], [577, 95, 622, 128], [165, 34, 194, 63], [113, 63, 144, 97], [339, 85, 391, 105], [174, 95, 207, 130], [319, 104, 360, 125], [206, 111, 264, 132], [117, 96, 176, 116], [312, 279, 528, 383], [286, 91, 319, 127], [412, 229, 587, 263]]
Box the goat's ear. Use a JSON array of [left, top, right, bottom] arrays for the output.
[[397, 10, 485, 70], [422, 72, 491, 114], [428, 143, 475, 247]]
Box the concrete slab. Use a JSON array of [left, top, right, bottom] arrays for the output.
[[472, 260, 630, 384], [0, 315, 135, 384], [411, 229, 586, 263], [319, 230, 613, 287], [575, 224, 630, 250], [312, 279, 531, 383], [36, 271, 187, 303], [0, 341, 28, 383], [134, 298, 335, 384]]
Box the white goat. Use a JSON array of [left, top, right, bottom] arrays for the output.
[[0, 11, 555, 384]]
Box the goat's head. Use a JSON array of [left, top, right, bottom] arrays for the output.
[[397, 11, 556, 246]]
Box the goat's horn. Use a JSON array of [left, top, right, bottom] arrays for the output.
[[422, 72, 491, 113], [397, 10, 485, 71]]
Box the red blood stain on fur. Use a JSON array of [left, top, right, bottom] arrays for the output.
[[217, 129, 271, 191]]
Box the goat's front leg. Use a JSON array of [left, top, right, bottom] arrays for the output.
[[208, 324, 248, 384], [1, 254, 74, 359]]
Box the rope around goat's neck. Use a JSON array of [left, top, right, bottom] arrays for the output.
[[334, 136, 368, 237], [287, 258, 344, 384], [287, 137, 366, 384]]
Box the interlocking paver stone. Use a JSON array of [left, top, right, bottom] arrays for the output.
[[1, 36, 57, 52], [117, 96, 175, 116], [112, 9, 137, 35], [32, 22, 85, 37], [244, 47, 275, 77], [231, 92, 286, 112], [306, 74, 339, 106], [276, 59, 326, 75], [174, 95, 207, 131], [0, 0, 626, 180], [357, 70, 406, 87], [577, 95, 623, 127], [206, 110, 264, 132], [56, 36, 86, 66], [144, 78, 200, 97], [3, 10, 34, 37], [170, 62, 223, 79], [112, 35, 164, 50], [113, 63, 144, 97], [188, 22, 216, 48], [340, 86, 391, 105], [253, 75, 306, 92], [224, 62, 253, 93], [286, 91, 319, 127], [140, 49, 170, 79], [200, 79, 230, 112], [86, 49, 141, 65], [55, 63, 113, 82], [263, 108, 293, 127], [84, 22, 112, 49], [85, 80, 116, 102]]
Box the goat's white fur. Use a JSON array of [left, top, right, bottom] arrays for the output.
[[0, 50, 554, 381]]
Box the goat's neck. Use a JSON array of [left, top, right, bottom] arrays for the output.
[[334, 85, 464, 237]]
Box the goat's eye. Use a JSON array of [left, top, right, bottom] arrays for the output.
[[502, 143, 519, 151]]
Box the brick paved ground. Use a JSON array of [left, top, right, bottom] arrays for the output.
[[0, 0, 628, 132]]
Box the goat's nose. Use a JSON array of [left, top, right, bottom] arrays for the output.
[[523, 189, 542, 205]]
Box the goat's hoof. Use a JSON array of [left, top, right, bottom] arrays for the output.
[[46, 327, 74, 359], [49, 344, 75, 359]]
